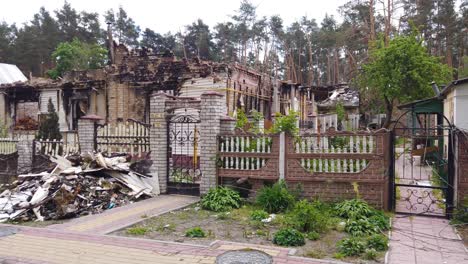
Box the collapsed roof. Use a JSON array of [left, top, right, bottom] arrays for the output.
[[317, 84, 359, 109]]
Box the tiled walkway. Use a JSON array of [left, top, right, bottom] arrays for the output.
[[0, 225, 336, 264], [0, 195, 342, 263], [388, 215, 468, 264], [50, 194, 199, 234]]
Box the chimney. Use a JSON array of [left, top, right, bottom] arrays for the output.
[[107, 22, 115, 64]]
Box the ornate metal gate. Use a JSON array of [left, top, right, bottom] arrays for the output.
[[390, 111, 454, 218], [167, 109, 201, 195]]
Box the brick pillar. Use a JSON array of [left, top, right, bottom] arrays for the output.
[[149, 92, 169, 194], [199, 92, 225, 194], [78, 115, 102, 153], [220, 116, 236, 135], [17, 139, 33, 174]]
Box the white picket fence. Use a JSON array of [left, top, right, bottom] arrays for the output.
[[96, 120, 150, 158], [301, 114, 360, 132], [295, 133, 375, 173], [0, 138, 18, 154], [35, 138, 79, 157], [218, 135, 273, 170]]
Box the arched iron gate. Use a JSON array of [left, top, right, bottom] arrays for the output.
[[389, 111, 454, 218], [166, 109, 201, 195]]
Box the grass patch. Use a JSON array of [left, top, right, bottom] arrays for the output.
[[126, 226, 149, 235]]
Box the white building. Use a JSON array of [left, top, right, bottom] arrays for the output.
[[441, 78, 468, 130]]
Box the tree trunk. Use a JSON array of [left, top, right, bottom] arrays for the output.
[[306, 34, 314, 86], [383, 96, 393, 129], [369, 0, 375, 43]]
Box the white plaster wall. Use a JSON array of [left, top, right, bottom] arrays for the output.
[[39, 89, 68, 132], [454, 83, 468, 130]]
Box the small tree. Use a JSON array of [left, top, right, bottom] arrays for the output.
[[37, 99, 62, 140], [269, 111, 299, 137], [48, 38, 107, 79], [360, 32, 452, 128]]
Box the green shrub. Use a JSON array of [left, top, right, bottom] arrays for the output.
[[256, 181, 295, 213], [286, 200, 328, 233], [201, 187, 242, 212], [366, 234, 389, 251], [345, 218, 380, 236], [337, 237, 366, 256], [268, 111, 299, 136], [333, 252, 346, 259], [452, 197, 468, 224], [185, 227, 206, 238], [306, 231, 320, 241], [126, 227, 149, 235], [364, 248, 378, 260], [250, 210, 269, 221], [273, 228, 305, 246], [334, 199, 373, 220], [368, 211, 390, 231]]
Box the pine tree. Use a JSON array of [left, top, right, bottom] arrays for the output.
[[37, 99, 62, 140]]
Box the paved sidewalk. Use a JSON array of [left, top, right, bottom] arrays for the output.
[[0, 225, 336, 264], [387, 215, 468, 264], [50, 195, 199, 234]]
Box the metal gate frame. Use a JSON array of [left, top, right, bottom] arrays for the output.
[[166, 110, 201, 196], [389, 110, 455, 218]]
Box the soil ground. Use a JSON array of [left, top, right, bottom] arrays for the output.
[[112, 204, 385, 263]]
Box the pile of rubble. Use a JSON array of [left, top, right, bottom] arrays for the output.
[[0, 153, 158, 222]]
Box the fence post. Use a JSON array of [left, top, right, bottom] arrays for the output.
[[17, 139, 33, 174], [78, 115, 102, 153], [279, 132, 285, 181], [199, 92, 225, 195], [149, 92, 169, 194]]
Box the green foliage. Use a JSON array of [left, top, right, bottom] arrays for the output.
[[334, 199, 390, 236], [185, 227, 206, 238], [451, 197, 468, 224], [366, 234, 389, 251], [286, 200, 328, 233], [37, 99, 62, 140], [250, 210, 269, 221], [126, 226, 149, 235], [269, 111, 299, 136], [235, 108, 249, 129], [334, 199, 373, 220], [200, 187, 242, 212], [306, 231, 320, 241], [273, 228, 305, 246], [364, 248, 378, 260], [250, 109, 264, 122], [345, 218, 380, 236], [368, 211, 391, 231], [105, 7, 140, 47], [360, 32, 452, 125], [458, 56, 468, 79], [337, 237, 366, 256], [256, 180, 295, 213], [48, 38, 107, 79], [0, 121, 8, 137], [335, 102, 345, 123], [329, 136, 349, 149]]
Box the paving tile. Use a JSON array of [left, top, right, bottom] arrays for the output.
[[388, 215, 468, 264]]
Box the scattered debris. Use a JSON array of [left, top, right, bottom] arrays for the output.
[[261, 214, 276, 223], [0, 153, 157, 222]]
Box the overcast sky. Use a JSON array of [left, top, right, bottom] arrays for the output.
[[1, 0, 346, 33]]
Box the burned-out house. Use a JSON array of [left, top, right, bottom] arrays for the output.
[[0, 38, 362, 135], [0, 43, 279, 134]]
